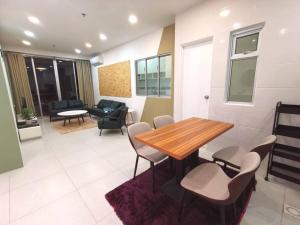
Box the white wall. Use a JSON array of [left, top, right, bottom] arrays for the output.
[[174, 0, 300, 148], [91, 29, 163, 120]]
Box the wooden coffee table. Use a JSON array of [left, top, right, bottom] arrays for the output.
[[57, 110, 88, 126]]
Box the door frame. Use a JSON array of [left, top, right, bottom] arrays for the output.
[[179, 36, 214, 119]]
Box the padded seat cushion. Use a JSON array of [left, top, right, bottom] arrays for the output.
[[181, 163, 231, 201], [136, 145, 167, 163], [212, 146, 247, 168]]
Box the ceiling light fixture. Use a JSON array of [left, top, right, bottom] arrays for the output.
[[24, 30, 35, 38], [28, 16, 40, 24], [128, 14, 138, 24], [22, 40, 31, 46], [99, 33, 107, 41], [74, 49, 81, 54], [219, 8, 230, 17], [85, 42, 92, 48], [36, 67, 47, 71], [233, 22, 241, 29], [280, 28, 287, 35]]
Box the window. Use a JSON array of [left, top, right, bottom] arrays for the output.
[[136, 54, 172, 97], [227, 24, 263, 103]]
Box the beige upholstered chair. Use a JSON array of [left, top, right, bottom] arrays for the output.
[[127, 122, 167, 192], [179, 152, 261, 225], [153, 115, 175, 129], [212, 135, 276, 169]]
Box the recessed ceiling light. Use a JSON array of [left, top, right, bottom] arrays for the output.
[[233, 22, 241, 29], [280, 28, 287, 35], [74, 48, 81, 54], [99, 33, 107, 41], [28, 16, 40, 25], [22, 40, 31, 46], [219, 8, 230, 17], [85, 42, 92, 48], [24, 30, 35, 38], [128, 14, 138, 24]]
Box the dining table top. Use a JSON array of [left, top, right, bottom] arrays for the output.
[[134, 117, 234, 160]]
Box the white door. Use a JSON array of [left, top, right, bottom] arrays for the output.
[[182, 40, 213, 119]]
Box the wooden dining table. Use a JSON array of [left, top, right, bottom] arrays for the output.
[[134, 117, 234, 199]]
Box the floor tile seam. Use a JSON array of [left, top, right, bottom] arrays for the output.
[[9, 190, 78, 223], [58, 159, 99, 225]]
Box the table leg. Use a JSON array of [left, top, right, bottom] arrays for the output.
[[174, 158, 186, 183], [63, 118, 66, 126], [189, 149, 199, 169], [78, 117, 81, 125], [69, 118, 71, 124], [82, 115, 85, 122]]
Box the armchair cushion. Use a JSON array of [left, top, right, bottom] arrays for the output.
[[53, 100, 68, 110], [68, 100, 83, 108]]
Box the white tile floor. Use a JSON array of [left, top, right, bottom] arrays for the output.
[[0, 118, 299, 225]]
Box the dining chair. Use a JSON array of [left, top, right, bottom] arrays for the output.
[[179, 152, 261, 225], [153, 115, 175, 129], [212, 135, 276, 169], [127, 122, 168, 193]]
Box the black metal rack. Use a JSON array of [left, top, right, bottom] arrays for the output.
[[265, 101, 300, 185]]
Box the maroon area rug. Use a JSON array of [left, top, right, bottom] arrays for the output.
[[105, 159, 252, 225]]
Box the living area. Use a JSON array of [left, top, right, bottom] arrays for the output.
[[0, 0, 300, 225]]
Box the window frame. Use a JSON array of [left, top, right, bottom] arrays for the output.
[[225, 23, 264, 104], [135, 53, 172, 97]]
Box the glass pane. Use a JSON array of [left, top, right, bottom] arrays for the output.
[[25, 57, 41, 115], [159, 55, 172, 96], [228, 57, 257, 102], [57, 60, 77, 100], [235, 33, 259, 54], [136, 60, 146, 95], [33, 58, 58, 115], [146, 57, 158, 96]]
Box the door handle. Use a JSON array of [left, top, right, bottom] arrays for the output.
[[204, 95, 209, 100]]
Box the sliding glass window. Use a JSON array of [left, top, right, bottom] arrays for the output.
[[57, 60, 78, 100], [24, 56, 79, 116], [135, 54, 172, 97]]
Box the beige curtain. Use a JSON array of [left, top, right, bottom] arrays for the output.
[[76, 60, 95, 107], [5, 52, 35, 113]]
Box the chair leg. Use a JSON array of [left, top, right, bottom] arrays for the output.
[[219, 205, 226, 225], [99, 129, 102, 136], [151, 162, 155, 193], [133, 155, 139, 179], [232, 202, 237, 223], [252, 175, 257, 191], [120, 128, 124, 135], [178, 189, 187, 222]]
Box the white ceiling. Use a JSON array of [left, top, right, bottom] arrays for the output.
[[0, 0, 201, 57]]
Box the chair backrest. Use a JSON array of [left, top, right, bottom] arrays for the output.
[[127, 122, 152, 150], [153, 115, 175, 129], [227, 152, 260, 204], [250, 135, 276, 161]]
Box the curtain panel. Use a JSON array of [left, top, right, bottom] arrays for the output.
[[75, 60, 95, 107], [5, 52, 35, 113]]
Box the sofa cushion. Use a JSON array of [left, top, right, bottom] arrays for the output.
[[97, 100, 112, 109], [68, 100, 83, 108], [110, 101, 121, 109], [53, 100, 68, 110], [109, 107, 122, 119]]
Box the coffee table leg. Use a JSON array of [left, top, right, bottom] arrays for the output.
[[82, 115, 85, 122], [78, 117, 81, 125], [63, 118, 66, 126]]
